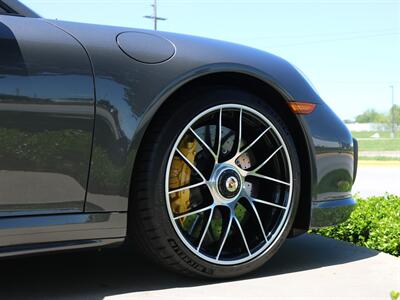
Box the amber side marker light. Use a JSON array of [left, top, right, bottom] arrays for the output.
[[288, 101, 316, 115]]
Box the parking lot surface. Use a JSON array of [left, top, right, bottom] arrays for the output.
[[0, 234, 398, 300]]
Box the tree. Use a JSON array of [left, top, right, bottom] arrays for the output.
[[388, 105, 400, 136], [389, 105, 400, 126], [355, 109, 387, 123]]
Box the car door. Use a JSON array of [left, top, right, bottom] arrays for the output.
[[0, 14, 95, 216]]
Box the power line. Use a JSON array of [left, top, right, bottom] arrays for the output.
[[237, 28, 400, 41], [260, 32, 400, 48], [144, 0, 167, 30]]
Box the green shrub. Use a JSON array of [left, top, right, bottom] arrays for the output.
[[391, 290, 399, 300], [313, 195, 400, 257]]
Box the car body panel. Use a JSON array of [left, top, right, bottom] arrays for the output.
[[0, 212, 126, 248], [47, 20, 355, 217], [0, 0, 39, 18], [0, 16, 95, 216], [117, 31, 176, 64], [301, 103, 354, 202], [45, 20, 324, 214], [310, 197, 355, 228]]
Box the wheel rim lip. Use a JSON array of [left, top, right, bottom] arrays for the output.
[[164, 103, 294, 266]]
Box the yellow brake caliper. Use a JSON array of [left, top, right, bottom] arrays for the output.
[[169, 135, 197, 224]]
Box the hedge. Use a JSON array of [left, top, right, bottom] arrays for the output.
[[313, 195, 400, 257]]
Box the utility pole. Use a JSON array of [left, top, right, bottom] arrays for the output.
[[390, 85, 395, 138], [144, 0, 167, 31]]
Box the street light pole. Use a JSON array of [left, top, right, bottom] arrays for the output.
[[153, 0, 157, 31], [144, 0, 167, 31]]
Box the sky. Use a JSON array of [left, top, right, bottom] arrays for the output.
[[20, 0, 400, 120]]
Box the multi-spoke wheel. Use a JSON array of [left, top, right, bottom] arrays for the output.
[[130, 86, 300, 278]]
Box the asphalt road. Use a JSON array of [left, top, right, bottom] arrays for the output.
[[0, 234, 398, 300], [353, 165, 400, 197]]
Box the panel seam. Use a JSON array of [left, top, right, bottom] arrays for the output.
[[44, 20, 98, 213]]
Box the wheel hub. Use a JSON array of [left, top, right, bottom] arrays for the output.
[[217, 169, 241, 199]]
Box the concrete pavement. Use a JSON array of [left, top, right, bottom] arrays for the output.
[[0, 234, 398, 300], [353, 164, 400, 197]]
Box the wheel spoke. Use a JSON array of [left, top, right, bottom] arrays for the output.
[[252, 145, 283, 173], [188, 215, 200, 235], [216, 108, 222, 161], [168, 181, 206, 194], [173, 205, 213, 220], [176, 149, 206, 181], [251, 197, 287, 210], [233, 217, 251, 255], [197, 207, 214, 251], [189, 127, 217, 161], [236, 108, 243, 155], [216, 216, 233, 260], [236, 127, 271, 159], [246, 197, 268, 241], [250, 173, 291, 186]]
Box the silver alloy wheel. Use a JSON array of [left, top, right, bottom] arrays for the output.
[[165, 104, 293, 265]]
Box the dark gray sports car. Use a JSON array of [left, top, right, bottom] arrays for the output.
[[0, 0, 357, 278]]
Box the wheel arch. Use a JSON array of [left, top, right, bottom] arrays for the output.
[[129, 70, 313, 233]]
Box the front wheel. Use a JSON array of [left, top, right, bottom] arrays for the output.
[[130, 86, 300, 278]]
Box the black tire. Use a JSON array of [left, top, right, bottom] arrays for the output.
[[129, 85, 301, 279]]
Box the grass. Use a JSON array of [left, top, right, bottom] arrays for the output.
[[357, 139, 400, 152], [358, 156, 400, 162], [350, 131, 400, 154], [359, 156, 400, 161], [312, 195, 400, 257]]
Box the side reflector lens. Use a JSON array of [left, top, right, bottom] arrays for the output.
[[288, 101, 316, 114]]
